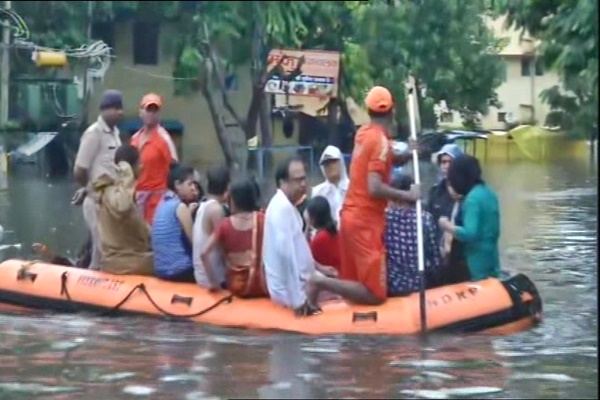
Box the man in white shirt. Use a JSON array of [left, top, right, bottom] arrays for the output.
[[263, 156, 336, 316], [311, 145, 349, 228]]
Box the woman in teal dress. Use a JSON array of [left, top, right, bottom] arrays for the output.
[[438, 155, 500, 281]]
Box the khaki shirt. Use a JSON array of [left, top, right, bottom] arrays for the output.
[[93, 162, 154, 276], [75, 116, 122, 193]]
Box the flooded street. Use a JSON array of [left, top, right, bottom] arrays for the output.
[[0, 158, 597, 399]]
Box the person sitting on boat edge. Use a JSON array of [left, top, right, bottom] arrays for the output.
[[200, 179, 269, 298], [305, 86, 420, 308], [384, 173, 441, 295], [306, 196, 341, 275], [263, 156, 338, 316], [311, 145, 349, 231], [438, 154, 500, 281], [92, 144, 154, 276], [193, 165, 230, 290], [130, 93, 179, 226], [151, 163, 198, 282]]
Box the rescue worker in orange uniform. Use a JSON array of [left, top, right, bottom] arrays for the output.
[[130, 93, 179, 225], [306, 86, 420, 307]]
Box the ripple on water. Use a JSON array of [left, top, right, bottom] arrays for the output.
[[122, 385, 157, 396], [510, 373, 577, 383], [400, 386, 504, 399], [0, 382, 82, 395]]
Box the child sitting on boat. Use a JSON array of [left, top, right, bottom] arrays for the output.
[[306, 196, 341, 275]]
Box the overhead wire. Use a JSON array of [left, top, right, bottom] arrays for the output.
[[0, 7, 112, 74]]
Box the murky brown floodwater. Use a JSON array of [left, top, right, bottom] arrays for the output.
[[0, 157, 597, 399]]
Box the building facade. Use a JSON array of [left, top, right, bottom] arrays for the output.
[[87, 20, 253, 167], [438, 15, 561, 131]]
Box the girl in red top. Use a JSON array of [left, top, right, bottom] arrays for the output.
[[307, 195, 341, 273]]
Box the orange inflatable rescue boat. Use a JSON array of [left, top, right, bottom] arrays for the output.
[[0, 259, 543, 335]]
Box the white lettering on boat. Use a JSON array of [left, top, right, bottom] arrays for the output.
[[76, 275, 125, 291], [426, 286, 479, 309]]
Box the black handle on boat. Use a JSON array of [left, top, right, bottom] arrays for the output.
[[170, 294, 193, 306], [352, 311, 378, 323], [16, 269, 38, 282]]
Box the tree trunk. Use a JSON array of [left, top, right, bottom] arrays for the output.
[[326, 98, 339, 147], [259, 94, 273, 147], [200, 84, 236, 167], [245, 87, 262, 140]]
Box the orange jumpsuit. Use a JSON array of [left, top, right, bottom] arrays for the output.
[[339, 123, 393, 300], [130, 125, 178, 225]]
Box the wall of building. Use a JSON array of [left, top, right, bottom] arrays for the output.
[[87, 21, 253, 168], [438, 15, 562, 131]]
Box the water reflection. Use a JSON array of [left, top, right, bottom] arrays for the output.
[[0, 315, 518, 399], [0, 159, 597, 399]]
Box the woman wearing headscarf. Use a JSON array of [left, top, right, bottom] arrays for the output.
[[427, 143, 470, 285], [427, 143, 464, 231], [438, 155, 501, 281]]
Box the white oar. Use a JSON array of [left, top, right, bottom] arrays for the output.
[[407, 85, 427, 334]]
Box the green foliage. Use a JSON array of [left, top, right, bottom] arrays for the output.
[[351, 0, 505, 130], [10, 1, 516, 146], [499, 0, 598, 137]]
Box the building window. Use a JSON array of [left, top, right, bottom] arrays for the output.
[[91, 22, 116, 55], [497, 112, 506, 122], [133, 22, 159, 65], [440, 112, 454, 123], [521, 58, 531, 76], [522, 58, 544, 77], [534, 59, 544, 76]]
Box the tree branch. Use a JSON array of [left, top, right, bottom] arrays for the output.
[[201, 20, 247, 132]]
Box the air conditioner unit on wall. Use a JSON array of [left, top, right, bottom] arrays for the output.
[[504, 111, 517, 125]]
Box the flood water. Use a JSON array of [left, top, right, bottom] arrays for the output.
[[0, 157, 597, 399]]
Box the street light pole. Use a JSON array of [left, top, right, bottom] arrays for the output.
[[0, 0, 12, 129]]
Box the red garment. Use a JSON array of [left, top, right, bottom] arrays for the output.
[[309, 230, 341, 272], [215, 211, 268, 298], [216, 217, 254, 253], [130, 125, 177, 224]]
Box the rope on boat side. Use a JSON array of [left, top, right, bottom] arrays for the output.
[[59, 271, 234, 319]]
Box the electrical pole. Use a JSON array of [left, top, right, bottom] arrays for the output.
[[80, 0, 92, 128], [0, 0, 12, 129]]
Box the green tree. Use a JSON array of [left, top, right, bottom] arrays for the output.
[[171, 1, 314, 167], [499, 0, 598, 138], [350, 0, 506, 135]]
